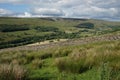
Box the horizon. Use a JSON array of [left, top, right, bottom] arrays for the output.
[[0, 16, 120, 22]]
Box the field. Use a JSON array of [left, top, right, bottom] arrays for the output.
[[0, 17, 120, 80]]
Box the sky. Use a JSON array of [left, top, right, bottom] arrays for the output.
[[0, 0, 120, 21]]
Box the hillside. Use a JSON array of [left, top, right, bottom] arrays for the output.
[[0, 17, 120, 80], [0, 33, 120, 52], [0, 17, 120, 49], [0, 36, 120, 80]]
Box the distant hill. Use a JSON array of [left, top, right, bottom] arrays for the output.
[[0, 17, 120, 49]]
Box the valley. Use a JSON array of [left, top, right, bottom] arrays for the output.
[[0, 17, 120, 80]]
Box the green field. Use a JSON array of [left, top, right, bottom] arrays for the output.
[[0, 17, 120, 80]]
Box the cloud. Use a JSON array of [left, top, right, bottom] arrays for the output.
[[0, 0, 120, 21], [32, 8, 65, 17], [0, 8, 12, 16], [0, 0, 24, 4], [70, 6, 118, 17], [14, 12, 32, 17]]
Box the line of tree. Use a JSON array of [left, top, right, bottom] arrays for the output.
[[75, 22, 94, 29], [34, 26, 59, 32], [0, 31, 81, 49], [0, 24, 30, 32]]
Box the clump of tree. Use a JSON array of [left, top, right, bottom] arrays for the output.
[[108, 25, 120, 32], [0, 24, 30, 32], [34, 26, 59, 32], [75, 22, 94, 29]]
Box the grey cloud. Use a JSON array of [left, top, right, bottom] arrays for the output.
[[0, 0, 25, 4], [71, 6, 119, 19], [0, 0, 120, 21], [90, 0, 120, 8], [32, 8, 65, 17], [0, 8, 13, 16]]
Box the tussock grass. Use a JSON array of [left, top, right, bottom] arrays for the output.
[[55, 40, 120, 75], [53, 48, 72, 57], [0, 64, 28, 80], [0, 40, 120, 80], [31, 58, 43, 69]]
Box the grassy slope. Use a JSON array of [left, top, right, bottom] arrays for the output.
[[0, 40, 120, 80], [0, 17, 120, 80], [0, 17, 120, 43]]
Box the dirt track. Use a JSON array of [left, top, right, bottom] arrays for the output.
[[0, 34, 120, 52]]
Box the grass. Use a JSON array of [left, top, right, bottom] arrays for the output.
[[0, 40, 120, 80], [0, 17, 120, 80], [0, 64, 28, 80]]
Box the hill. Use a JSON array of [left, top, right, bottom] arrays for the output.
[[0, 17, 120, 49], [0, 17, 120, 80], [0, 36, 120, 80]]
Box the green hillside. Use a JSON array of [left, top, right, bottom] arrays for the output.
[[0, 17, 120, 80], [0, 17, 120, 49], [0, 40, 120, 80]]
